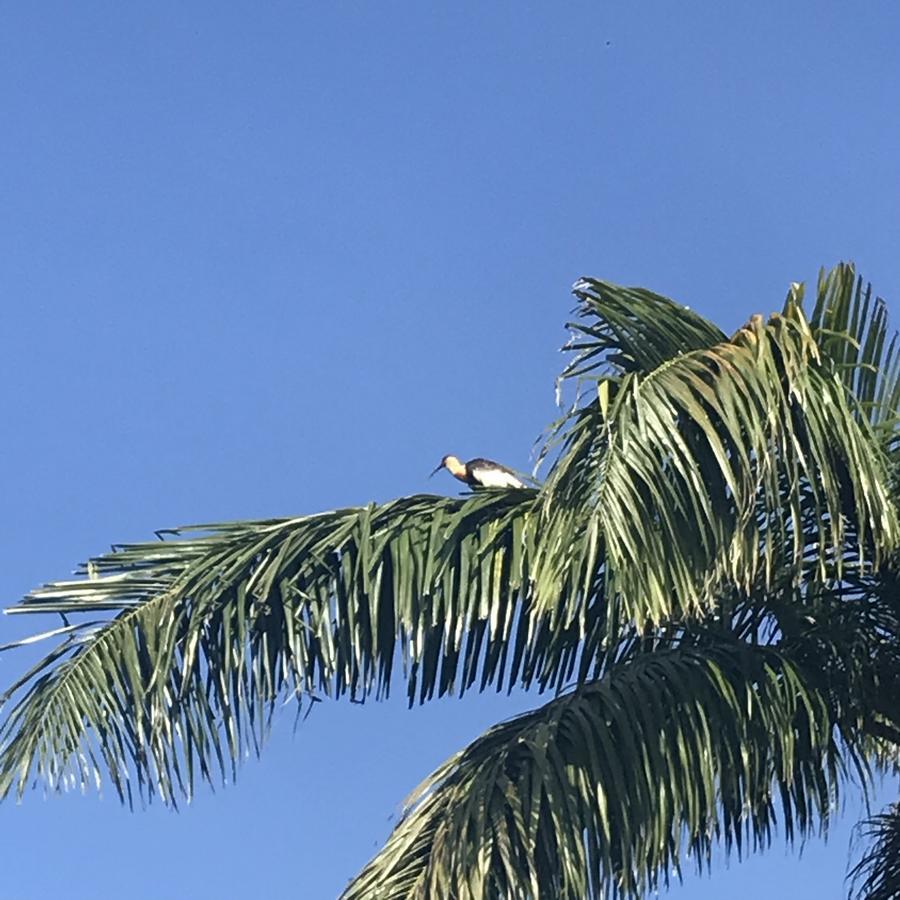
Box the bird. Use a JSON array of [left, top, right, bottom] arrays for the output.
[[430, 454, 525, 489]]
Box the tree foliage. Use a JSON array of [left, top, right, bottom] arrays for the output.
[[850, 803, 900, 900], [1, 263, 898, 898]]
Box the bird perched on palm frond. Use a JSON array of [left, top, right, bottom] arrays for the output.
[[430, 454, 525, 489]]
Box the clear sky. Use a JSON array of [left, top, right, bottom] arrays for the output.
[[1, 2, 898, 897]]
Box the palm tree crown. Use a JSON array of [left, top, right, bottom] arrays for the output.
[[1, 263, 898, 899]]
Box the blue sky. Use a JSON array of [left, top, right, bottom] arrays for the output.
[[1, 2, 898, 897]]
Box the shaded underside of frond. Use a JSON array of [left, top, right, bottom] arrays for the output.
[[343, 644, 848, 900], [849, 802, 900, 900]]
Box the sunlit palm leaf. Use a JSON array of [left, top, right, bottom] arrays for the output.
[[535, 273, 897, 628], [806, 264, 900, 433]]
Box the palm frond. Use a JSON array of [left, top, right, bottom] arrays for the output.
[[562, 279, 727, 379], [804, 263, 900, 433], [535, 274, 898, 629], [848, 802, 900, 900], [0, 489, 613, 803], [343, 643, 849, 900]]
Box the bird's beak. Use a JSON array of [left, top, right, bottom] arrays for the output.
[[429, 462, 444, 478]]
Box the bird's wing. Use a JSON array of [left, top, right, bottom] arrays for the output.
[[467, 458, 525, 489], [478, 469, 524, 488]]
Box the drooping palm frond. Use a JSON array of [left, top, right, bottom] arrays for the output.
[[535, 270, 898, 629], [848, 803, 900, 900], [343, 642, 850, 900], [4, 489, 596, 803]]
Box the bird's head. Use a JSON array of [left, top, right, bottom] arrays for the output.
[[430, 454, 458, 477]]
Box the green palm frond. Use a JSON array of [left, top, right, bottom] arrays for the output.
[[848, 802, 900, 900], [561, 279, 727, 379], [805, 264, 900, 433], [535, 274, 898, 628], [343, 643, 848, 900], [3, 490, 584, 802]]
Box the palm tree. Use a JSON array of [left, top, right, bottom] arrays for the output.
[[1, 264, 898, 898]]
